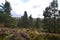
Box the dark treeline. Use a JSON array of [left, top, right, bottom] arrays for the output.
[[17, 11, 41, 28], [0, 0, 60, 34]]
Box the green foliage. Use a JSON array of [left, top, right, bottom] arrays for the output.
[[6, 18, 17, 28], [4, 0, 11, 15], [35, 18, 40, 28], [4, 34, 14, 40], [43, 0, 60, 33], [29, 15, 34, 28], [18, 11, 29, 28], [0, 1, 15, 27], [17, 18, 21, 27], [0, 11, 4, 23]]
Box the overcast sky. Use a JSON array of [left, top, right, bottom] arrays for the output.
[[0, 0, 60, 18]]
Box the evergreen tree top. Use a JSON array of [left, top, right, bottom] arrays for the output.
[[51, 0, 58, 8]]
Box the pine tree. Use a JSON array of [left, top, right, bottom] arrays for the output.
[[35, 18, 40, 28], [4, 0, 12, 27], [4, 0, 11, 15], [29, 15, 34, 28], [43, 0, 58, 19], [43, 0, 59, 33], [0, 0, 12, 27], [21, 11, 29, 28]]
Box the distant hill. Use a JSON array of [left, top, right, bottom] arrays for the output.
[[12, 17, 44, 21]]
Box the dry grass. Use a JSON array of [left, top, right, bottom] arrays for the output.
[[0, 27, 60, 40]]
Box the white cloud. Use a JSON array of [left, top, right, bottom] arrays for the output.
[[0, 0, 60, 18]]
